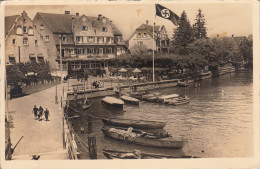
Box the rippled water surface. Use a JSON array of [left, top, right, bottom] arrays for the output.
[[71, 72, 253, 158]]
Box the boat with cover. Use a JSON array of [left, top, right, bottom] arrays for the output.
[[120, 95, 139, 105], [102, 118, 166, 129], [101, 126, 184, 149], [141, 92, 161, 100], [101, 97, 124, 110], [103, 149, 199, 159]]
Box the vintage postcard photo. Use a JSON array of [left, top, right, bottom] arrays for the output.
[[1, 1, 259, 169]]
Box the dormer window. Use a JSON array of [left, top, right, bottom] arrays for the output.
[[40, 24, 44, 30], [45, 35, 49, 42], [137, 33, 141, 38], [102, 27, 107, 32], [28, 27, 34, 35], [83, 26, 87, 31], [23, 26, 27, 33], [143, 33, 147, 38], [16, 26, 22, 35]]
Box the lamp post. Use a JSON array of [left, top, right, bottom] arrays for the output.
[[18, 46, 21, 70]]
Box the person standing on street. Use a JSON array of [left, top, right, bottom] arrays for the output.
[[44, 108, 50, 121], [32, 105, 38, 119], [38, 106, 44, 121]]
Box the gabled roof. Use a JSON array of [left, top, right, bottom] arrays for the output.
[[5, 15, 20, 37], [37, 12, 79, 33], [136, 24, 161, 32], [37, 12, 122, 36]]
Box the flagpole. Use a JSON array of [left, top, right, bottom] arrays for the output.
[[152, 20, 155, 82]]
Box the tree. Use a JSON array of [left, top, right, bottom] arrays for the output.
[[130, 44, 149, 55], [239, 37, 253, 69], [193, 9, 207, 39], [172, 11, 194, 55]]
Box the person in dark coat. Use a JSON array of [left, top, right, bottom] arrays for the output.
[[44, 108, 50, 121], [38, 106, 44, 121], [32, 105, 38, 119]]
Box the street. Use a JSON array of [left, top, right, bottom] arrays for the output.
[[8, 83, 68, 160]]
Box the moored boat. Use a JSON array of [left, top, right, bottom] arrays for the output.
[[101, 97, 124, 110], [157, 94, 180, 103], [178, 81, 188, 87], [82, 98, 91, 110], [164, 95, 190, 104], [103, 149, 199, 159], [120, 95, 139, 105], [167, 100, 189, 105], [101, 126, 184, 149], [102, 118, 166, 129], [141, 92, 161, 100]]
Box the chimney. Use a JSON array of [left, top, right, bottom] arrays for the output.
[[65, 11, 70, 15], [98, 14, 102, 20], [146, 20, 149, 25], [76, 12, 79, 16]]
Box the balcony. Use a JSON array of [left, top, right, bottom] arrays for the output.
[[57, 53, 115, 61]]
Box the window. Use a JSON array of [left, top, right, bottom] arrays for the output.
[[97, 37, 104, 43], [23, 26, 27, 33], [29, 54, 36, 62], [16, 26, 22, 35], [62, 35, 67, 42], [23, 38, 28, 45], [28, 27, 34, 35], [82, 26, 87, 31], [35, 40, 38, 45], [45, 36, 49, 42], [137, 33, 141, 38], [102, 27, 107, 32], [77, 48, 83, 54], [107, 37, 110, 43], [143, 32, 147, 37], [117, 36, 121, 42], [12, 39, 16, 45], [76, 36, 81, 42], [37, 54, 44, 62], [40, 24, 44, 30], [9, 55, 15, 64], [87, 48, 94, 54], [106, 48, 112, 54], [88, 37, 94, 42]]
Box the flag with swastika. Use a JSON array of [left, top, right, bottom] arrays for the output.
[[155, 4, 179, 26]]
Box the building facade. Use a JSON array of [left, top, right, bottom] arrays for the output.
[[128, 20, 170, 53], [5, 11, 49, 65], [33, 11, 126, 74]]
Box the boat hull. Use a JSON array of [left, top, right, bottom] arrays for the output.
[[120, 96, 139, 105], [101, 126, 184, 149], [102, 118, 166, 129], [101, 100, 124, 110]]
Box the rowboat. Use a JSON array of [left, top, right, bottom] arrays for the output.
[[101, 97, 124, 110], [102, 118, 166, 129], [82, 98, 91, 110], [103, 149, 199, 159], [120, 95, 139, 105], [164, 96, 190, 104], [158, 94, 180, 103], [167, 100, 189, 106], [101, 126, 184, 149]]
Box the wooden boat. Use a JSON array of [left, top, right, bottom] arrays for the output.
[[101, 126, 184, 149], [82, 98, 91, 110], [157, 94, 180, 103], [141, 92, 161, 100], [103, 149, 199, 159], [101, 97, 124, 110], [120, 95, 139, 105], [164, 96, 190, 104], [178, 82, 188, 87], [102, 118, 166, 129], [167, 100, 189, 105]]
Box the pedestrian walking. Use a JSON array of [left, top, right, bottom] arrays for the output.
[[44, 108, 50, 121], [32, 105, 38, 119], [38, 106, 44, 121]]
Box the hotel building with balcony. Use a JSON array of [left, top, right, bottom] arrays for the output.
[[33, 11, 127, 74]]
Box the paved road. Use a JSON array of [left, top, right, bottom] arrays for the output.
[[8, 83, 68, 160]]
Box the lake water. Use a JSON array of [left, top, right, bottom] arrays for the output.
[[70, 71, 253, 159]]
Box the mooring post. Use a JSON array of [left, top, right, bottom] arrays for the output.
[[87, 115, 97, 159]]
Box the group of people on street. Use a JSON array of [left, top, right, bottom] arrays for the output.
[[32, 105, 50, 121], [92, 80, 103, 88]]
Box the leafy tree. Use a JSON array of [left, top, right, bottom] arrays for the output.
[[193, 9, 207, 39], [130, 44, 149, 55], [239, 37, 253, 69], [172, 11, 194, 55]]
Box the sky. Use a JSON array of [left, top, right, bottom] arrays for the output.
[[5, 3, 253, 40]]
